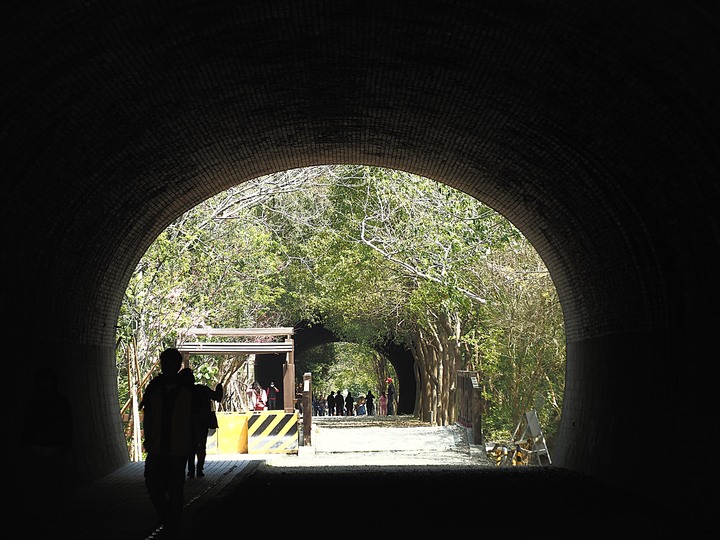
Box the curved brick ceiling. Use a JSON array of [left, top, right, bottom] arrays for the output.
[[3, 1, 718, 519]]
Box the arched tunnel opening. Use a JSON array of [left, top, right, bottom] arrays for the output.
[[5, 1, 718, 527]]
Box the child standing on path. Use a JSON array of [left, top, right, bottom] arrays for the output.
[[379, 391, 388, 416]]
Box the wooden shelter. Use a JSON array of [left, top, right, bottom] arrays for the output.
[[177, 327, 296, 413]]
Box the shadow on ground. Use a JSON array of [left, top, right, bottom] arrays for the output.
[[184, 463, 693, 537]]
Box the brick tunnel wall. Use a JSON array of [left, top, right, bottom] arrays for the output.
[[3, 1, 718, 519]]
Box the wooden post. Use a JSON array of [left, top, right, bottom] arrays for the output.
[[471, 373, 483, 445], [283, 362, 295, 413], [302, 372, 312, 446]]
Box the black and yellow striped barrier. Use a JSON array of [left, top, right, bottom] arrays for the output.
[[247, 410, 299, 454]]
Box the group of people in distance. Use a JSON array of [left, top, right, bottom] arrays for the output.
[[319, 377, 396, 416]]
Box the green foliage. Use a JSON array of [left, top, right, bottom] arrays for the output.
[[117, 165, 564, 442], [297, 342, 394, 398], [192, 361, 221, 388]]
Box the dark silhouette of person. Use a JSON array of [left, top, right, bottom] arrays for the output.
[[21, 366, 74, 529], [178, 368, 223, 478], [312, 395, 321, 415], [344, 390, 354, 416], [334, 389, 345, 416], [140, 348, 193, 539], [267, 381, 280, 410], [386, 377, 396, 415], [365, 390, 375, 415], [326, 390, 336, 416]]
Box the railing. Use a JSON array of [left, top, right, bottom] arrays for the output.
[[455, 370, 483, 445]]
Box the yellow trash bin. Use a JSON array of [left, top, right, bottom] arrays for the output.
[[206, 412, 248, 454]]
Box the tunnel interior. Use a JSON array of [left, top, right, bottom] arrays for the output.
[[4, 0, 718, 519]]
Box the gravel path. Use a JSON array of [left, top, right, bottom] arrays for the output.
[[277, 415, 491, 467]]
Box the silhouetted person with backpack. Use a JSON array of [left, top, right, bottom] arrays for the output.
[[141, 348, 193, 539], [178, 368, 223, 478]]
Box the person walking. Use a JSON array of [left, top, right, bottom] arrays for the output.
[[378, 391, 388, 416], [179, 368, 223, 479], [334, 390, 345, 416], [267, 381, 280, 410], [344, 390, 354, 416], [326, 391, 336, 416], [140, 348, 193, 539], [365, 390, 375, 416], [386, 377, 396, 415]]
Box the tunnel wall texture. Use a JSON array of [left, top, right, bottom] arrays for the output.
[[2, 0, 718, 518]]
